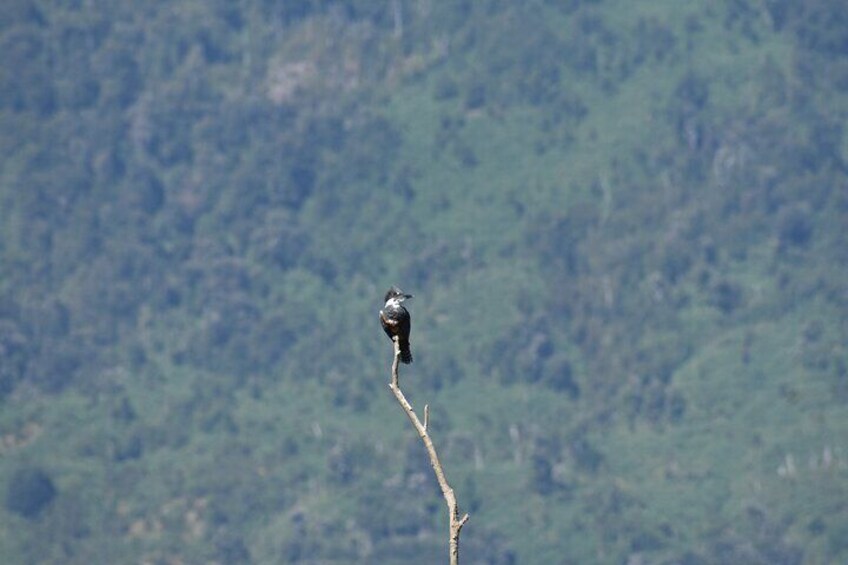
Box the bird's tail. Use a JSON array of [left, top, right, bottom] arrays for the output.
[[399, 340, 413, 364]]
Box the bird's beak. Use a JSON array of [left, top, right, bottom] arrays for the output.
[[405, 294, 414, 299]]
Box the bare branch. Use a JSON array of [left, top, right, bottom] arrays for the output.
[[388, 337, 469, 565]]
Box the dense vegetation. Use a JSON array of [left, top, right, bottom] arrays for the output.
[[1, 1, 847, 563]]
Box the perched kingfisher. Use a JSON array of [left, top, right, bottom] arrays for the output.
[[380, 286, 413, 364]]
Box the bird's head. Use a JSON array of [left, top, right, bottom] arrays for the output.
[[384, 286, 413, 304]]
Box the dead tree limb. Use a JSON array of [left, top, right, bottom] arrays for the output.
[[388, 337, 469, 565]]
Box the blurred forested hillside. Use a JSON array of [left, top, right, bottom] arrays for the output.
[[1, 1, 847, 563]]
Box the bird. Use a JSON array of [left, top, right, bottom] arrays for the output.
[[380, 286, 413, 364]]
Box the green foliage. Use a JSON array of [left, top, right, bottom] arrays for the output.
[[5, 467, 56, 519], [1, 0, 847, 563]]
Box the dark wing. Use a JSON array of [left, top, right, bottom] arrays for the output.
[[396, 307, 411, 339], [395, 306, 412, 364]]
